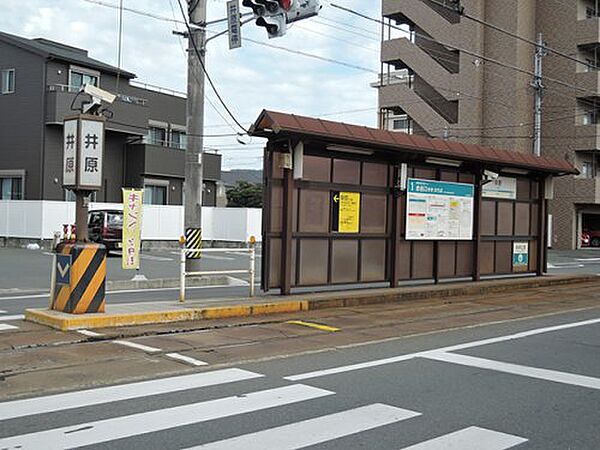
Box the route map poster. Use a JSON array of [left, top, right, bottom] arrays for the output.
[[406, 178, 474, 240]]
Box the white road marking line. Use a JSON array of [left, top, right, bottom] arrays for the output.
[[400, 426, 527, 450], [422, 351, 600, 390], [285, 316, 600, 381], [0, 323, 18, 331], [0, 385, 334, 449], [0, 368, 263, 421], [0, 309, 6, 313], [191, 403, 420, 450], [76, 329, 104, 338], [0, 314, 24, 321], [113, 340, 162, 353], [166, 352, 208, 366]]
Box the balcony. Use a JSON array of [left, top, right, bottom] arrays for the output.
[[575, 123, 600, 150], [575, 70, 600, 94], [45, 84, 149, 134], [379, 82, 450, 134], [382, 0, 460, 47], [577, 17, 600, 45], [381, 37, 459, 99], [126, 144, 221, 181]]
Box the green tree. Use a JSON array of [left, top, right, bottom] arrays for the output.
[[226, 181, 263, 208]]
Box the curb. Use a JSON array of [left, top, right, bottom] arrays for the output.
[[24, 274, 599, 331], [25, 301, 308, 331]]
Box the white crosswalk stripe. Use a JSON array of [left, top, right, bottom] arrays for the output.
[[190, 403, 421, 450], [400, 426, 527, 450], [0, 314, 24, 321], [0, 323, 18, 331], [0, 368, 263, 421], [0, 385, 334, 449]]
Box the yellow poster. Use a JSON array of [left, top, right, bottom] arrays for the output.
[[338, 192, 361, 233], [122, 188, 143, 269]]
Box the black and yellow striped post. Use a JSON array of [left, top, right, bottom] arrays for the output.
[[52, 242, 106, 314], [185, 227, 202, 259]]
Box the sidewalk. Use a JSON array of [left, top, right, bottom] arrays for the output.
[[25, 273, 598, 331]]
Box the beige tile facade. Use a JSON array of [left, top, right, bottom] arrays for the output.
[[379, 0, 600, 249]]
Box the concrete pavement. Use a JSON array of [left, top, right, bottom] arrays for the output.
[[1, 300, 599, 448]]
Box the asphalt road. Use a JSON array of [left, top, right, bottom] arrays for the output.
[[1, 308, 598, 449]]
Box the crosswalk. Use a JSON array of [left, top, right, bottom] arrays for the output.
[[0, 367, 529, 449], [0, 310, 21, 331]]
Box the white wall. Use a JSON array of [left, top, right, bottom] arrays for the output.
[[0, 201, 262, 242]]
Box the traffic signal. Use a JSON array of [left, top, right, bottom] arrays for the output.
[[242, 0, 321, 39]]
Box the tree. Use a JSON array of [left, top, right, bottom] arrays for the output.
[[226, 181, 263, 208]]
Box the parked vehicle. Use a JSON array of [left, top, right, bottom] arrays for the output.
[[581, 230, 600, 247], [88, 209, 123, 251]]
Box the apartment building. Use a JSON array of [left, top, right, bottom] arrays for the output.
[[378, 0, 600, 249], [0, 31, 224, 206]]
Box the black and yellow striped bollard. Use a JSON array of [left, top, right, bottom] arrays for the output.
[[52, 242, 106, 314]]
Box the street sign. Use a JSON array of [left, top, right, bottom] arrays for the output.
[[122, 188, 144, 270], [227, 0, 242, 49], [79, 119, 104, 189], [56, 254, 72, 285], [63, 119, 78, 187], [332, 191, 361, 233], [62, 115, 105, 191], [513, 242, 529, 272]]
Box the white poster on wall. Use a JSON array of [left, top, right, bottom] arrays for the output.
[[482, 176, 517, 199], [406, 178, 474, 240]]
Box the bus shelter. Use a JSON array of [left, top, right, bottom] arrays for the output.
[[249, 110, 577, 295]]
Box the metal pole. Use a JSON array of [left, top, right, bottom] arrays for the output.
[[532, 33, 546, 157], [249, 244, 256, 297], [179, 245, 186, 303], [48, 253, 57, 309], [185, 0, 207, 273], [75, 191, 89, 241]]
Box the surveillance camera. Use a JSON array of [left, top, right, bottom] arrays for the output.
[[483, 170, 500, 180], [82, 84, 116, 104]]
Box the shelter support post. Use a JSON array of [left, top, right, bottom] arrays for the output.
[[537, 177, 547, 276], [472, 169, 483, 281], [281, 166, 294, 295]]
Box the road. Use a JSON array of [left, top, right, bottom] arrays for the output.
[[1, 307, 598, 449]]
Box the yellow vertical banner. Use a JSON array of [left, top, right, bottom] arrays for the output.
[[338, 192, 361, 233], [122, 188, 143, 270]]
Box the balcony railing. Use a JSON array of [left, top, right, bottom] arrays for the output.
[[46, 84, 148, 106]]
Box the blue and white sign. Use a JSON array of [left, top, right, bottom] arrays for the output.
[[513, 242, 529, 272], [56, 254, 72, 285], [406, 178, 475, 240]]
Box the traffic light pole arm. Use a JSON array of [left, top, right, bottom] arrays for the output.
[[197, 11, 253, 27], [204, 16, 255, 45]]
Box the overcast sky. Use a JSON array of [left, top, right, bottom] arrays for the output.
[[1, 0, 381, 170]]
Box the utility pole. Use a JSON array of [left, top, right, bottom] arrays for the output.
[[185, 0, 207, 271], [532, 32, 547, 157]]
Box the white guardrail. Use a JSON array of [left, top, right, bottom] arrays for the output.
[[179, 245, 256, 302]]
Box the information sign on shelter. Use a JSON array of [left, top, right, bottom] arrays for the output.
[[482, 176, 517, 199], [332, 191, 361, 233], [406, 179, 474, 240], [513, 242, 529, 272]]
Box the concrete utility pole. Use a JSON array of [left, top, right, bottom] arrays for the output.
[[185, 0, 207, 271], [532, 32, 546, 157]]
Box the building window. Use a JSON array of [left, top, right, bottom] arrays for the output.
[[582, 161, 594, 178], [586, 6, 598, 19], [144, 184, 168, 205], [1, 69, 15, 94], [148, 127, 167, 146], [69, 68, 99, 91], [0, 177, 23, 200], [170, 130, 187, 150], [386, 114, 413, 134]]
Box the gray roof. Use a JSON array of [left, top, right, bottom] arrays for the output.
[[0, 31, 136, 79]]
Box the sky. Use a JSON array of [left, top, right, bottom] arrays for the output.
[[0, 0, 381, 170]]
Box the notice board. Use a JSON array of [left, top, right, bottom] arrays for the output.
[[332, 191, 361, 233], [406, 178, 474, 240]]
